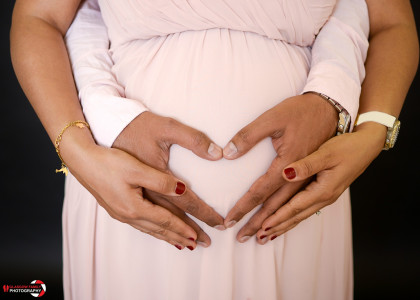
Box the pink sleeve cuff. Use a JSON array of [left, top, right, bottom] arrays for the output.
[[303, 0, 369, 132]]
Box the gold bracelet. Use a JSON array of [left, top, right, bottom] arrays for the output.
[[55, 120, 90, 176]]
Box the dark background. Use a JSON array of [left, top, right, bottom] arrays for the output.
[[1, 1, 419, 299]]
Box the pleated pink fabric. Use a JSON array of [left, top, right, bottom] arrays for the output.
[[63, 1, 354, 299]]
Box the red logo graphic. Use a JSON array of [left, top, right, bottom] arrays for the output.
[[2, 280, 46, 297], [30, 280, 46, 298]]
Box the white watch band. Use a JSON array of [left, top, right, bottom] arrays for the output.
[[355, 111, 396, 128]]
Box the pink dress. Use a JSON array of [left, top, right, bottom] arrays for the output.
[[63, 1, 369, 299]]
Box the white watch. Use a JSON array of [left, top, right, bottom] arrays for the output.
[[355, 111, 401, 150]]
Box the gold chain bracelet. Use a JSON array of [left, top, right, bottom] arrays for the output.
[[55, 120, 90, 176]]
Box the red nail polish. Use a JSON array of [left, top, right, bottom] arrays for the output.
[[175, 245, 182, 250], [284, 168, 296, 180], [187, 246, 194, 251], [260, 235, 267, 239], [188, 237, 195, 241], [264, 227, 272, 231], [175, 181, 186, 195], [270, 235, 278, 241]]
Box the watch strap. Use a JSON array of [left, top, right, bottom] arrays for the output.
[[313, 92, 351, 135], [355, 111, 396, 128]]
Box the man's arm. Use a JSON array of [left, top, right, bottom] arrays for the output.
[[65, 0, 148, 147], [303, 0, 369, 131]]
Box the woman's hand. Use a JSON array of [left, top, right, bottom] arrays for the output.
[[256, 122, 386, 243], [222, 93, 338, 242], [62, 112, 225, 250]]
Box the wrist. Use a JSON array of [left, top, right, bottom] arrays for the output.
[[304, 92, 338, 137], [59, 125, 98, 171], [353, 121, 387, 152]]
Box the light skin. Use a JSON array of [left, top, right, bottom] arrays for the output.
[[10, 0, 418, 249]]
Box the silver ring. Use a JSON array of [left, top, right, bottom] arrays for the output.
[[315, 211, 321, 216]]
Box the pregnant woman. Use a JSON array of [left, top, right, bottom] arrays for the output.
[[10, 0, 418, 299]]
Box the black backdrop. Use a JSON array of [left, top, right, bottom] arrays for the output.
[[1, 1, 419, 299]]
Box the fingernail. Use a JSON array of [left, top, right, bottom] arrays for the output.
[[260, 235, 267, 239], [260, 236, 268, 244], [197, 241, 209, 248], [175, 181, 186, 195], [214, 224, 226, 231], [188, 237, 196, 242], [175, 245, 183, 250], [239, 236, 251, 243], [264, 227, 272, 231], [284, 168, 296, 180], [223, 142, 238, 157], [270, 235, 278, 241], [226, 220, 237, 228], [208, 143, 222, 159], [187, 246, 194, 251]]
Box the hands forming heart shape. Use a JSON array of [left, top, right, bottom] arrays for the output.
[[72, 93, 382, 251]]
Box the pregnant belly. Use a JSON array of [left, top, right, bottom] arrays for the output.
[[114, 29, 311, 218]]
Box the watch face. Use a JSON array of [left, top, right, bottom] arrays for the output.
[[385, 120, 401, 149]]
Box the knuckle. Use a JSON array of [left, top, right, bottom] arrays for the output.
[[106, 210, 121, 222], [185, 201, 199, 215], [237, 128, 252, 145], [320, 189, 336, 202], [111, 203, 135, 221], [155, 227, 168, 236], [246, 218, 260, 231], [293, 215, 304, 225], [234, 206, 248, 219], [162, 117, 178, 137], [249, 193, 264, 206], [124, 209, 141, 221], [247, 188, 265, 206], [301, 159, 314, 177], [262, 203, 277, 216], [165, 117, 178, 128], [288, 201, 303, 216], [191, 131, 207, 148], [159, 219, 172, 229], [323, 149, 333, 163], [157, 176, 172, 194]]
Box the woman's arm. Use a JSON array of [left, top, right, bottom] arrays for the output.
[[10, 0, 224, 250], [11, 0, 85, 141], [257, 0, 419, 241], [358, 0, 418, 116]]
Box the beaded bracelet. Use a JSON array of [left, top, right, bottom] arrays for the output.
[[55, 120, 90, 176]]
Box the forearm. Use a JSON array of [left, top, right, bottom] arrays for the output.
[[359, 1, 419, 116], [11, 4, 91, 147]]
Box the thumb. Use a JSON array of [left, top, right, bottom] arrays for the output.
[[282, 148, 332, 182], [130, 159, 189, 196], [165, 118, 223, 161], [223, 114, 273, 160]]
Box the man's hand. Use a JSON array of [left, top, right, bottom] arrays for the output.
[[222, 93, 338, 242]]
